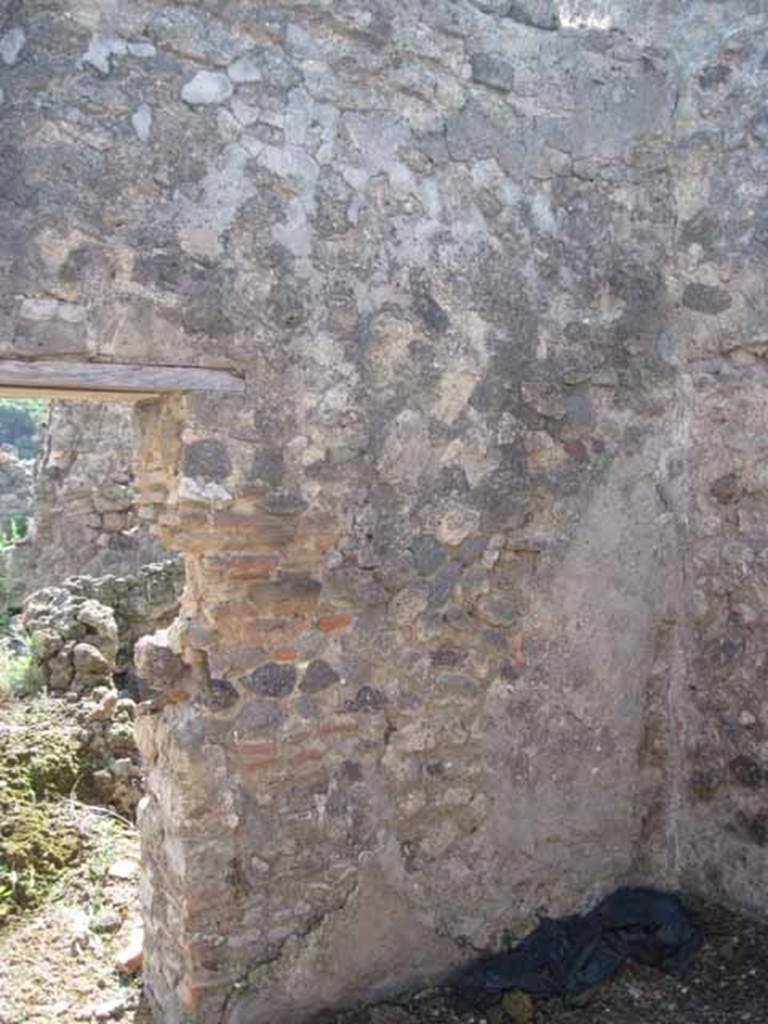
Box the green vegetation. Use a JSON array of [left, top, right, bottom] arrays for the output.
[[0, 515, 28, 546], [0, 697, 84, 922], [0, 648, 42, 702], [0, 398, 48, 460]]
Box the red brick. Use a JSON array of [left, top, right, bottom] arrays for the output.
[[273, 647, 298, 661], [317, 612, 352, 632]]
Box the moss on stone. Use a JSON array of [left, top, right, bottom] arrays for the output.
[[0, 697, 84, 921]]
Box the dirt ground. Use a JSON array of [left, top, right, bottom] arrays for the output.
[[2, 861, 767, 1024], [325, 900, 768, 1024], [0, 805, 149, 1024]]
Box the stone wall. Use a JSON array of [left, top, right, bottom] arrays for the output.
[[14, 401, 170, 597], [2, 2, 768, 1022]]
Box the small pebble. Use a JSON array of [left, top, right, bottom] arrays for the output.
[[92, 909, 123, 934], [107, 857, 139, 880]]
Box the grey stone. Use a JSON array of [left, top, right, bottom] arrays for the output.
[[504, 0, 559, 30], [521, 381, 566, 420], [470, 53, 516, 92], [92, 909, 123, 934], [181, 71, 234, 106], [410, 536, 445, 576], [132, 104, 153, 143], [74, 642, 112, 677], [80, 32, 126, 75], [435, 672, 479, 696], [182, 439, 232, 483], [476, 596, 518, 626], [682, 283, 733, 315], [249, 446, 285, 486], [749, 108, 768, 144], [0, 27, 25, 66], [261, 490, 308, 515], [698, 64, 731, 90], [228, 55, 265, 85], [457, 536, 489, 565], [235, 700, 285, 735], [428, 561, 462, 607]]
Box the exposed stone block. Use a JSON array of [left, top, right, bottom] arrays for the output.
[[300, 659, 341, 693], [244, 662, 296, 698]]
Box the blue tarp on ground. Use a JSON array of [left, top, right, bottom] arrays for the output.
[[455, 887, 702, 998]]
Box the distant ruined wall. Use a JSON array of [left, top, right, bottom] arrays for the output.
[[0, 447, 31, 534], [2, 2, 768, 1022], [16, 401, 169, 597]]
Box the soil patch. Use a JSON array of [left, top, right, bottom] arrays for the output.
[[0, 805, 148, 1024], [325, 900, 768, 1024]]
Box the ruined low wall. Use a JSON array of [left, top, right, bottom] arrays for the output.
[[2, 1, 768, 1022], [21, 560, 184, 813], [22, 559, 184, 689]]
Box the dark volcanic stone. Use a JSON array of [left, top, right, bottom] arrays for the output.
[[203, 678, 240, 711], [345, 686, 388, 712], [301, 659, 341, 693], [709, 472, 739, 504], [682, 283, 732, 315], [245, 662, 296, 698], [182, 439, 232, 482]]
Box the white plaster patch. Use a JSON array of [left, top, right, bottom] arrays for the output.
[[0, 26, 25, 66], [131, 103, 152, 142], [558, 1, 613, 30], [181, 70, 234, 106], [178, 476, 232, 505], [177, 143, 254, 258], [19, 297, 86, 323]]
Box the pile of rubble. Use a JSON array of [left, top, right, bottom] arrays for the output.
[[20, 560, 183, 815]]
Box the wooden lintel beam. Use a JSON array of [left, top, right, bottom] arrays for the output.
[[0, 386, 163, 403], [0, 360, 246, 397]]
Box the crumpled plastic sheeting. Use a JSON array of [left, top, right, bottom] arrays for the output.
[[455, 888, 702, 998]]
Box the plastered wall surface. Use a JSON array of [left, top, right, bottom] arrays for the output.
[[2, 2, 768, 1020]]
